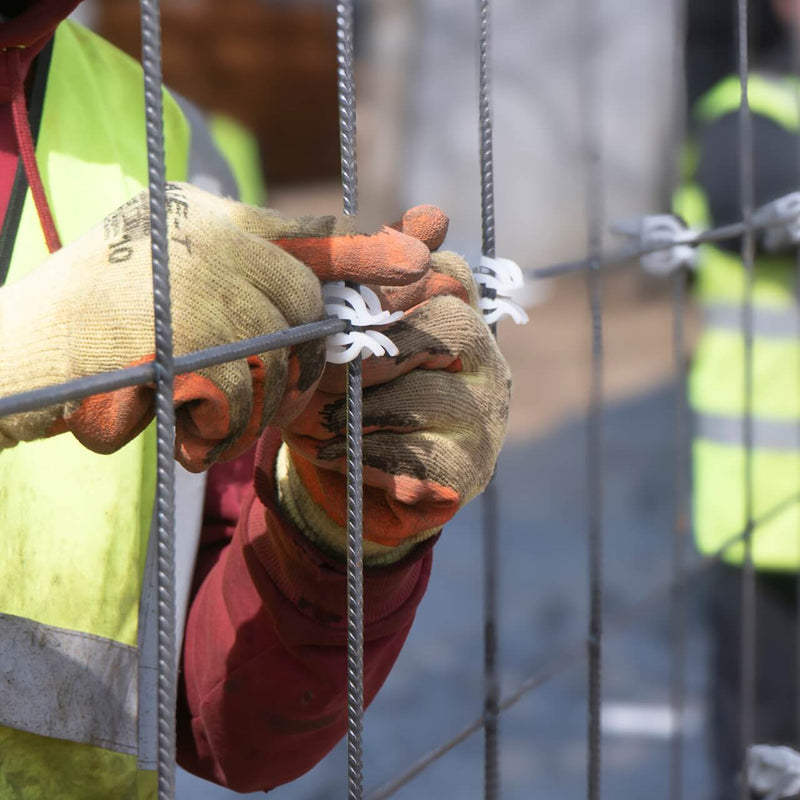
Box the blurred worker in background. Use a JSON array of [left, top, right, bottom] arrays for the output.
[[0, 1, 511, 797], [676, 0, 800, 796]]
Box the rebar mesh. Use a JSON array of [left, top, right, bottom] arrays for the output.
[[0, 1, 790, 798]]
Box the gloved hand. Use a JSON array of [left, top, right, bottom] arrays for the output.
[[0, 182, 437, 471], [276, 212, 512, 565]]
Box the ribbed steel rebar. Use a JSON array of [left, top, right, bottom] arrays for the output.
[[528, 211, 800, 281], [578, 2, 606, 797], [478, 1, 500, 797], [736, 2, 757, 796], [345, 353, 365, 800], [139, 2, 177, 798], [0, 319, 347, 420], [336, 1, 365, 797], [668, 3, 689, 799], [790, 29, 800, 756], [479, 0, 496, 260], [337, 0, 359, 218], [670, 269, 690, 800]]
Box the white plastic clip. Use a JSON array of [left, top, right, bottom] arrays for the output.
[[473, 255, 530, 325], [322, 282, 404, 364], [752, 191, 800, 252], [611, 214, 697, 276], [747, 745, 800, 798]]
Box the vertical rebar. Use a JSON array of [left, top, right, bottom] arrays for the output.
[[139, 2, 177, 798], [482, 486, 500, 800], [670, 269, 690, 800], [668, 3, 689, 799], [735, 1, 757, 796], [477, 1, 500, 797], [336, 2, 365, 798], [577, 3, 605, 798], [791, 32, 800, 755], [338, 0, 359, 219], [478, 0, 496, 261]]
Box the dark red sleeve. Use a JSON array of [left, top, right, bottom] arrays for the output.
[[176, 429, 435, 793]]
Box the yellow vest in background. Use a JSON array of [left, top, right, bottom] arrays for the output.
[[676, 74, 800, 570], [209, 113, 265, 207]]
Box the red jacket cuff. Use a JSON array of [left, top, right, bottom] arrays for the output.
[[246, 429, 436, 639]]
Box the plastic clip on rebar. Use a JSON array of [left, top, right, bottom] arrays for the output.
[[747, 745, 800, 799], [473, 255, 530, 325], [322, 282, 403, 364], [751, 192, 800, 253], [611, 214, 697, 276]]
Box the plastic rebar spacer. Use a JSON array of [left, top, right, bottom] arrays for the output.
[[473, 255, 530, 325], [322, 281, 404, 364], [747, 745, 800, 798], [752, 191, 800, 252], [611, 214, 697, 275]]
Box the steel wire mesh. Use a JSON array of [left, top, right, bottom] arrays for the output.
[[0, 1, 790, 798]]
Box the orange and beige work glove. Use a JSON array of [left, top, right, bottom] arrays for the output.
[[0, 182, 438, 471], [276, 213, 513, 566]]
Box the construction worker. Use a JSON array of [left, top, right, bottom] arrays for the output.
[[0, 2, 511, 797], [676, 0, 800, 795]]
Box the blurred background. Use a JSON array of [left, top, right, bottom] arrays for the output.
[[68, 0, 796, 796]]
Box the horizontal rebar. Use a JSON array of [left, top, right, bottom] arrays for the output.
[[366, 487, 800, 800], [529, 213, 800, 280], [5, 203, 797, 422], [0, 317, 347, 419]]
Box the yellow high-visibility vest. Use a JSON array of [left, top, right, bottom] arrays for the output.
[[209, 113, 265, 208], [0, 20, 243, 798], [676, 73, 800, 570]]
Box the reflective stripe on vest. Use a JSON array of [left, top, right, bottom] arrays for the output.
[[686, 73, 800, 570], [695, 412, 800, 450], [0, 20, 242, 797], [0, 612, 138, 754], [702, 302, 800, 338], [695, 73, 800, 131]]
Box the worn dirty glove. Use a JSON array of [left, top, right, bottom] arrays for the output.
[[277, 212, 512, 565], [0, 183, 437, 471]]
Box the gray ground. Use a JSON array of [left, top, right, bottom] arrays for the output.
[[178, 380, 716, 799]]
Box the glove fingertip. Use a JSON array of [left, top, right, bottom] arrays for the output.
[[370, 227, 432, 285], [397, 205, 449, 250]]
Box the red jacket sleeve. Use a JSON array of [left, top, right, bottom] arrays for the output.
[[176, 429, 435, 793]]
